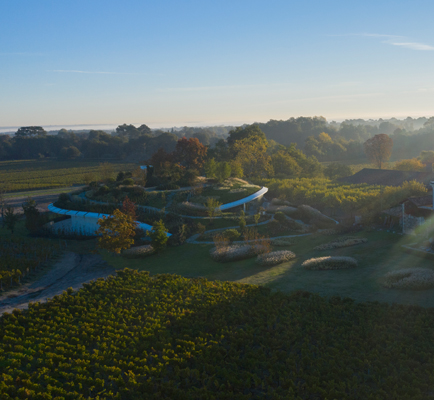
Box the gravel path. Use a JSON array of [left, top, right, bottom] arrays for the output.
[[0, 252, 115, 315]]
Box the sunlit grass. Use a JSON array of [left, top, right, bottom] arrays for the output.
[[102, 229, 434, 307]]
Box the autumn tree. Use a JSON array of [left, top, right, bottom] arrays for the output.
[[149, 148, 173, 175], [363, 134, 393, 169], [147, 219, 169, 253], [97, 209, 138, 254], [121, 196, 137, 220], [172, 137, 207, 170]]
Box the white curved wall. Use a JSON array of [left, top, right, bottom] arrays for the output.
[[48, 204, 170, 236]]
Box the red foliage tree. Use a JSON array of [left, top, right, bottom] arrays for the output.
[[149, 148, 173, 169], [172, 137, 207, 170], [121, 196, 137, 221]]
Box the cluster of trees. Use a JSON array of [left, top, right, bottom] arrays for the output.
[[2, 116, 434, 167], [149, 137, 208, 186]]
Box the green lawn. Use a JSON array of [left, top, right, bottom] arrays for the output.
[[190, 181, 260, 205], [103, 229, 434, 307], [0, 159, 136, 192]]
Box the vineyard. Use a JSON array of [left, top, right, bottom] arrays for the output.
[[0, 237, 60, 290], [1, 269, 434, 399], [254, 177, 427, 214], [0, 160, 136, 192]]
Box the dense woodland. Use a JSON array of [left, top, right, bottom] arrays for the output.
[[1, 116, 434, 164]]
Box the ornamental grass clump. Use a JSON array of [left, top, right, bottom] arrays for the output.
[[383, 268, 434, 290], [210, 244, 268, 262], [256, 250, 296, 266], [302, 256, 358, 270], [315, 238, 367, 251], [122, 244, 154, 259]]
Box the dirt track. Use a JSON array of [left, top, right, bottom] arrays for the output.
[[0, 252, 116, 315], [6, 193, 59, 214]]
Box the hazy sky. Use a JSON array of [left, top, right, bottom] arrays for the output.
[[1, 0, 434, 128]]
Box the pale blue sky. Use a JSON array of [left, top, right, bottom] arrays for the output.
[[1, 0, 434, 128]]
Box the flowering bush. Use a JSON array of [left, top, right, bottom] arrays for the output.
[[383, 268, 434, 290], [315, 238, 367, 251], [122, 244, 154, 258], [256, 250, 296, 266], [302, 256, 358, 270]]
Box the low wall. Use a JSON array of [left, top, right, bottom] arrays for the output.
[[219, 187, 268, 211], [47, 204, 171, 236]]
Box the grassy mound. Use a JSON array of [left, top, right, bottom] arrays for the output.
[[1, 270, 434, 399], [302, 256, 358, 270], [315, 238, 367, 250], [383, 268, 434, 290], [298, 205, 336, 228], [256, 250, 296, 266]]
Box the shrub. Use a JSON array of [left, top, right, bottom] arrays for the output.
[[123, 178, 134, 186], [96, 185, 110, 196], [122, 244, 155, 259], [223, 229, 241, 243], [274, 211, 286, 223], [116, 171, 125, 181], [315, 238, 367, 251], [256, 250, 296, 266], [382, 268, 434, 290], [302, 256, 358, 270], [58, 193, 69, 203], [106, 177, 116, 184]]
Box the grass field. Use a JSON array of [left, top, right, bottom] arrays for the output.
[[102, 229, 434, 307], [190, 181, 260, 204], [0, 159, 137, 192]]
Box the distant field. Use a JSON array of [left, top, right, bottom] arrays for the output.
[[0, 159, 137, 192]]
